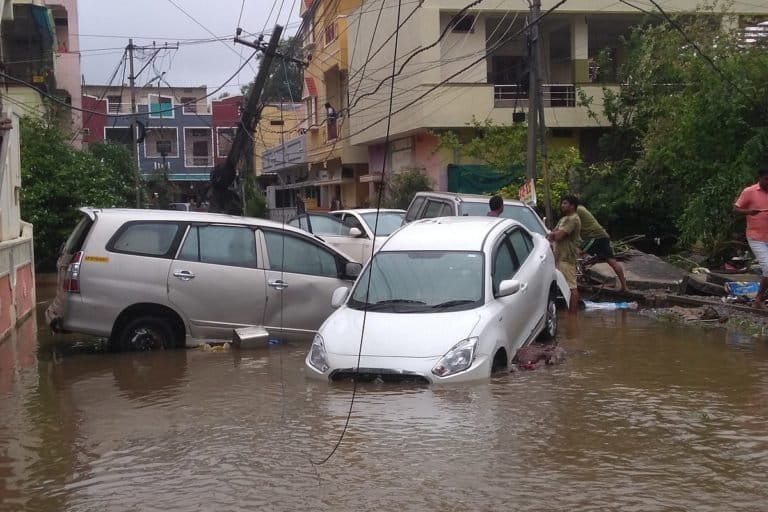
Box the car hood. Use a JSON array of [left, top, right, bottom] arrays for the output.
[[321, 307, 481, 357]]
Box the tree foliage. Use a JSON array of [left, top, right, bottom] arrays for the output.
[[383, 167, 433, 210], [20, 117, 135, 270], [435, 118, 581, 216], [579, 9, 768, 259], [242, 37, 303, 103]]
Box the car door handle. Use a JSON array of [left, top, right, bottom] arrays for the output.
[[520, 282, 529, 293], [173, 270, 195, 281], [268, 279, 289, 290]]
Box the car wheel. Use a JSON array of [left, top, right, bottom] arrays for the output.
[[116, 316, 177, 352], [537, 296, 558, 341]]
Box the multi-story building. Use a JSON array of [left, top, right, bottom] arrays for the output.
[[264, 0, 371, 215], [255, 103, 303, 176], [346, 0, 768, 192], [83, 86, 245, 200], [1, 0, 81, 340]]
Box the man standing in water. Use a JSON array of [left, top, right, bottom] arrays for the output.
[[576, 201, 629, 292], [547, 195, 581, 314], [734, 165, 768, 308]]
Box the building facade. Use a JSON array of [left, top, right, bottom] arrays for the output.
[[347, 0, 768, 191], [263, 0, 372, 215], [82, 86, 243, 201]]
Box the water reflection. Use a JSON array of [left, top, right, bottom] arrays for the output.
[[1, 297, 768, 511]]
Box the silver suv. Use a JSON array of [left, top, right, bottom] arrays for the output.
[[46, 208, 362, 350], [404, 192, 547, 236]]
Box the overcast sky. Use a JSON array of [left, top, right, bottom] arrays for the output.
[[78, 0, 301, 97]]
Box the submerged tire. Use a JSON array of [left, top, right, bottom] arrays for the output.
[[537, 296, 558, 341], [115, 316, 177, 352]]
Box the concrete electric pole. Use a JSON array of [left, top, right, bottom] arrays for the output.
[[126, 40, 179, 208], [526, 0, 540, 183]]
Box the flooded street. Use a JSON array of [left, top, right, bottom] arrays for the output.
[[2, 287, 768, 511]]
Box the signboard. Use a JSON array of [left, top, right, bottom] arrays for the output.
[[518, 178, 537, 206]]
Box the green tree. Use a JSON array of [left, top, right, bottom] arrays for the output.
[[242, 37, 303, 103], [435, 118, 580, 216], [19, 117, 136, 270], [579, 9, 768, 259], [383, 167, 433, 210], [243, 175, 268, 218]]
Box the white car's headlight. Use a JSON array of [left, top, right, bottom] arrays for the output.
[[432, 337, 478, 377], [308, 334, 330, 372]]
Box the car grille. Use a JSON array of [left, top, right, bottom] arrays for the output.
[[330, 368, 430, 385]]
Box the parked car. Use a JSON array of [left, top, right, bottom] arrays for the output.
[[404, 192, 547, 236], [305, 216, 570, 384], [288, 209, 405, 262], [46, 208, 363, 351]]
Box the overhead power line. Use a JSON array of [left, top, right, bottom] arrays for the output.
[[0, 51, 258, 118]]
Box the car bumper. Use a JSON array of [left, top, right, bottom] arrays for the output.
[[305, 353, 491, 384]]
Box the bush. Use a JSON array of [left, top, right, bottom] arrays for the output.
[[20, 117, 135, 271], [383, 167, 433, 210]]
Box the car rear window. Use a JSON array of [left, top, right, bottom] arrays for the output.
[[460, 202, 546, 235], [405, 196, 426, 222], [62, 215, 93, 255], [108, 222, 181, 257]]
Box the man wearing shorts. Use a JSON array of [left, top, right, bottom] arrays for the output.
[[734, 165, 768, 308], [577, 203, 628, 292], [547, 195, 581, 314]]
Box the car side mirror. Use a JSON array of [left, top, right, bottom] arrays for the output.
[[349, 227, 364, 238], [498, 279, 522, 297], [331, 286, 349, 308], [345, 261, 362, 278]]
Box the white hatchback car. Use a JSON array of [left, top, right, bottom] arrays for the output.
[[305, 217, 570, 384]]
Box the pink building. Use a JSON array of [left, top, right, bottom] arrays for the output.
[[211, 95, 242, 166], [49, 0, 82, 147]]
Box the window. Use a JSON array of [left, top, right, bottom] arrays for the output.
[[109, 223, 180, 257], [82, 128, 90, 137], [145, 128, 178, 158], [217, 127, 235, 157], [306, 97, 318, 127], [422, 200, 451, 219], [105, 127, 131, 145], [492, 242, 517, 294], [324, 22, 337, 46], [178, 225, 257, 268], [508, 229, 532, 267], [107, 95, 122, 113], [181, 96, 197, 114], [149, 95, 174, 118], [450, 14, 475, 33], [405, 197, 426, 222], [264, 231, 338, 277], [459, 202, 546, 236]]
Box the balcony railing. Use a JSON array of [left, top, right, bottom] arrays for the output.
[[493, 84, 577, 108], [185, 155, 213, 167]]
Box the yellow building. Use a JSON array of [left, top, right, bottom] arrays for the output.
[[298, 0, 369, 209], [254, 103, 303, 176]]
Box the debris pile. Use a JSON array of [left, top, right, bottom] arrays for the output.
[[513, 343, 566, 371]]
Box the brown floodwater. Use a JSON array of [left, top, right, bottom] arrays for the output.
[[2, 285, 768, 511]]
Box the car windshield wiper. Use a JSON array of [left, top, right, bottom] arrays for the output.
[[349, 298, 427, 311], [375, 299, 426, 305], [431, 299, 476, 309]]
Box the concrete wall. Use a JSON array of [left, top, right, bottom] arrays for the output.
[[0, 222, 34, 340]]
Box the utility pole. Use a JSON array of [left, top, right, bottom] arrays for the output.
[[126, 41, 180, 209], [525, 0, 541, 183], [128, 39, 140, 208], [207, 25, 284, 214]]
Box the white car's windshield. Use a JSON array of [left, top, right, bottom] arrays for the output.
[[348, 251, 484, 313], [360, 212, 404, 237], [460, 202, 545, 235], [290, 215, 349, 235]]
